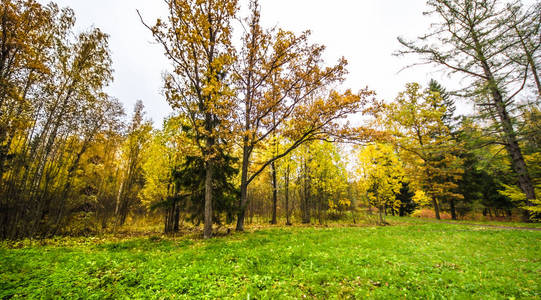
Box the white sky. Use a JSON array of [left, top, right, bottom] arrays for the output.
[[39, 0, 461, 125]]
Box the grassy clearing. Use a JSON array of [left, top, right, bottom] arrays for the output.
[[1, 221, 540, 299], [388, 216, 541, 229]]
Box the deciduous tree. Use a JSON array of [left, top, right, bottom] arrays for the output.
[[233, 0, 374, 231], [356, 143, 403, 224], [139, 0, 238, 238], [384, 83, 463, 220]]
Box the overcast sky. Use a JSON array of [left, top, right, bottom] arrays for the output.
[[39, 0, 455, 125]]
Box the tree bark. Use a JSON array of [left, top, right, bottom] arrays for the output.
[[204, 158, 213, 239], [432, 197, 441, 220], [270, 161, 278, 224], [302, 158, 311, 224], [378, 206, 384, 224], [285, 164, 291, 225], [173, 203, 180, 232], [236, 145, 251, 231], [450, 199, 457, 220], [492, 88, 536, 206], [317, 192, 323, 225], [472, 32, 536, 220]]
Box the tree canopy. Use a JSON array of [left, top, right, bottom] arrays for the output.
[[1, 0, 540, 240]]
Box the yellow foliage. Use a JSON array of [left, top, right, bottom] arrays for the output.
[[356, 143, 403, 210], [412, 190, 432, 207]]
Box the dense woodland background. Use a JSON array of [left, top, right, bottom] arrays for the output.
[[0, 0, 540, 240]]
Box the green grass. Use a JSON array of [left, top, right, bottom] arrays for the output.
[[389, 215, 541, 228], [1, 222, 540, 299]]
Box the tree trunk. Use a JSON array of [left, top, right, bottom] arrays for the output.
[[173, 204, 180, 232], [450, 199, 457, 220], [270, 161, 278, 224], [164, 199, 180, 234], [165, 201, 173, 233], [301, 159, 311, 224], [474, 37, 536, 220], [317, 193, 323, 225], [285, 165, 291, 225], [497, 97, 535, 220], [0, 127, 11, 181], [204, 158, 213, 239], [432, 197, 441, 220], [236, 145, 251, 231]]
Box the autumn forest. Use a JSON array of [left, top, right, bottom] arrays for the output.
[[1, 0, 540, 298]]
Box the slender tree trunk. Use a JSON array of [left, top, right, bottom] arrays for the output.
[[285, 165, 291, 225], [173, 202, 180, 232], [302, 158, 311, 224], [317, 193, 323, 225], [165, 202, 172, 233], [115, 181, 123, 216], [450, 199, 457, 220], [237, 185, 247, 231], [432, 197, 441, 220], [236, 145, 251, 231], [204, 158, 213, 239], [270, 161, 278, 224], [164, 199, 180, 234], [0, 127, 11, 181], [50, 135, 95, 236]]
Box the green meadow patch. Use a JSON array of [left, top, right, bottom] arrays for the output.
[[1, 222, 540, 299]]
